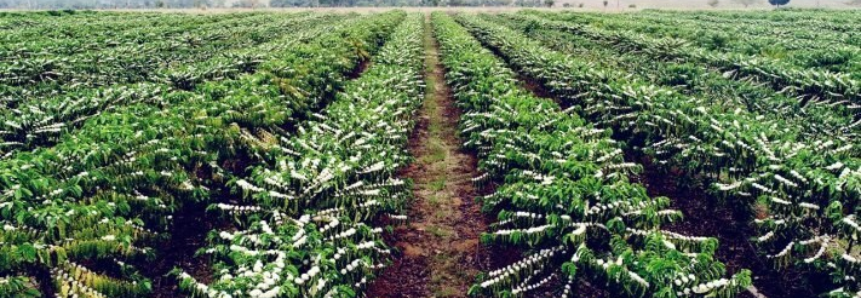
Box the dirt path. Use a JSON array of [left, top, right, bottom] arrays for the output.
[[366, 15, 491, 298]]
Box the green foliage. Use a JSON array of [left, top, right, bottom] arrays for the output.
[[0, 276, 41, 298], [177, 12, 424, 298], [459, 10, 861, 298], [0, 11, 423, 298], [432, 12, 749, 298]]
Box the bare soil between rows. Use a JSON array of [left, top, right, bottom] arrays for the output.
[[366, 15, 519, 298]]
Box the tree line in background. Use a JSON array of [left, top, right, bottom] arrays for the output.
[[0, 0, 553, 8], [0, 0, 857, 14], [0, 0, 211, 9], [271, 0, 549, 7]]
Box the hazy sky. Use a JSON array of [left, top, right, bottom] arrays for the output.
[[558, 0, 854, 8]]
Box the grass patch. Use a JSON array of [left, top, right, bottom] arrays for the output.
[[427, 194, 442, 208], [420, 140, 447, 163], [433, 208, 450, 221], [427, 225, 453, 238], [429, 177, 447, 191]]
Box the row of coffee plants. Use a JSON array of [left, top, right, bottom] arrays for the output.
[[0, 12, 253, 58], [0, 14, 348, 157], [175, 14, 425, 298], [557, 11, 861, 74], [489, 13, 858, 143], [0, 12, 335, 109], [635, 9, 861, 36], [0, 13, 317, 89], [0, 12, 335, 126], [486, 16, 861, 294], [454, 14, 860, 297], [432, 12, 750, 298], [523, 11, 861, 107], [0, 11, 406, 298]]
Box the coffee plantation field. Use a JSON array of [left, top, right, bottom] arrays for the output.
[[0, 8, 858, 298]]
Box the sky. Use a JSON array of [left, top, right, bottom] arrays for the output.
[[557, 0, 854, 9]]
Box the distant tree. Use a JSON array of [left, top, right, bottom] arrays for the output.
[[732, 0, 758, 7], [768, 0, 788, 5], [543, 0, 553, 6], [602, 0, 607, 7], [232, 0, 261, 7], [628, 3, 635, 7], [707, 0, 719, 7], [578, 2, 583, 6]]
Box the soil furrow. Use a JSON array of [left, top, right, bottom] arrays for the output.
[[366, 15, 491, 298]]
